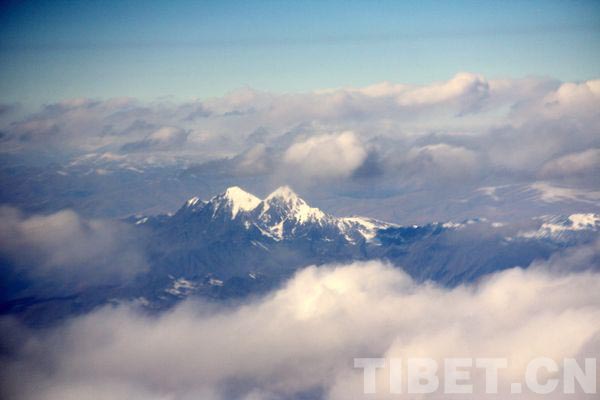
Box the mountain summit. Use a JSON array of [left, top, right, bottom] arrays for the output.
[[208, 186, 261, 219], [178, 186, 388, 241], [258, 185, 328, 227]]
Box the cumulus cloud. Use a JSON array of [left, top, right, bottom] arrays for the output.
[[404, 143, 480, 181], [120, 126, 189, 152], [1, 258, 598, 399], [530, 237, 600, 274], [534, 80, 600, 119], [0, 73, 556, 159], [0, 207, 147, 289], [395, 72, 490, 113], [539, 148, 600, 181], [232, 143, 273, 175], [283, 131, 368, 180], [1, 73, 599, 213]]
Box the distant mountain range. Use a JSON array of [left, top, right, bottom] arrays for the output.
[[3, 186, 599, 326], [114, 186, 600, 309]]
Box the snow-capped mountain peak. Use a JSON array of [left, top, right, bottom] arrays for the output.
[[209, 186, 261, 219], [170, 185, 390, 242], [260, 185, 327, 225]]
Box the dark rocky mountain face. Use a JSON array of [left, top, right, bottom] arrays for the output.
[[3, 186, 599, 326]]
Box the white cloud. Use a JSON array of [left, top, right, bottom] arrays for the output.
[[2, 259, 599, 399], [283, 131, 368, 180], [403, 143, 480, 181], [395, 72, 490, 108], [539, 148, 600, 179], [541, 79, 600, 117], [333, 72, 490, 110], [505, 78, 600, 125], [0, 73, 547, 159], [0, 207, 147, 287], [529, 182, 600, 205], [121, 126, 189, 152], [234, 144, 272, 175], [1, 73, 599, 197], [147, 126, 186, 143]]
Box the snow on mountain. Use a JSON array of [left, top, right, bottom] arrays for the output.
[[208, 186, 261, 219], [568, 213, 600, 229], [260, 186, 328, 224], [165, 277, 198, 297], [179, 196, 207, 215], [518, 213, 600, 240], [250, 186, 334, 239], [135, 217, 149, 225], [179, 186, 260, 219], [176, 185, 392, 242], [147, 186, 600, 248], [185, 196, 203, 208], [337, 217, 391, 241]]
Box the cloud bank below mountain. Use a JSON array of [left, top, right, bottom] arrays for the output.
[[2, 256, 599, 400], [0, 206, 148, 291]]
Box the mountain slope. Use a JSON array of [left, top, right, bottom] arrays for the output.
[[143, 185, 391, 244], [3, 186, 599, 326], [134, 187, 599, 288]]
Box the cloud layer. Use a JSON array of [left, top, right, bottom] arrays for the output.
[[1, 73, 599, 222], [2, 74, 598, 183], [2, 258, 599, 399], [0, 207, 147, 290], [282, 131, 367, 180]]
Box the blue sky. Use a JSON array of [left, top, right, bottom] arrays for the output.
[[1, 0, 599, 107]]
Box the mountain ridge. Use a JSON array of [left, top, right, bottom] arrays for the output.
[[141, 185, 393, 243], [4, 186, 598, 326]]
